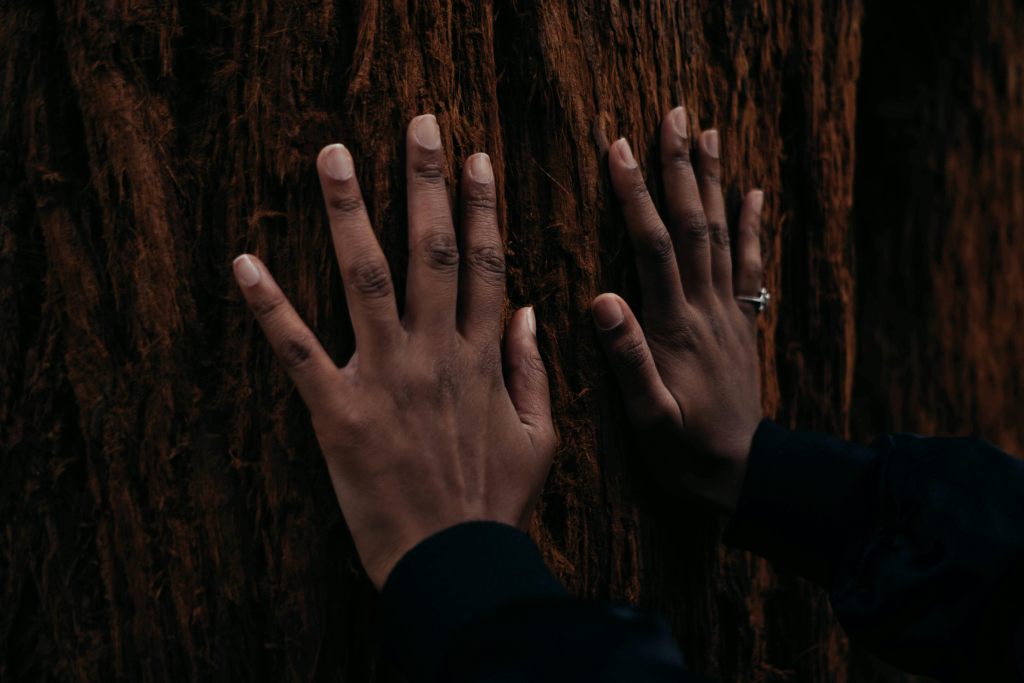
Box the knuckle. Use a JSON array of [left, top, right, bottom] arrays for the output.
[[327, 192, 364, 217], [413, 159, 447, 185], [704, 311, 727, 343], [666, 147, 693, 171], [347, 258, 393, 298], [467, 244, 506, 282], [432, 351, 462, 396], [420, 232, 460, 271], [614, 335, 649, 371], [251, 294, 286, 320], [626, 179, 651, 204], [476, 346, 502, 378], [702, 169, 723, 186], [708, 221, 730, 248], [742, 221, 762, 237], [276, 334, 315, 370], [651, 318, 699, 352], [519, 350, 548, 378], [676, 209, 709, 243], [463, 193, 497, 215], [638, 229, 676, 265]]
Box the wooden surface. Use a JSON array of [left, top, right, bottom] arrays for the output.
[[1, 0, 1021, 680]]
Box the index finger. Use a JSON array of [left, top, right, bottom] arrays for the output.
[[233, 254, 341, 407], [317, 144, 401, 354]]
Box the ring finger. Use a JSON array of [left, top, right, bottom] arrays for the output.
[[733, 189, 765, 319]]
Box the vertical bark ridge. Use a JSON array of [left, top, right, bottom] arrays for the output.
[[3, 1, 1020, 681]]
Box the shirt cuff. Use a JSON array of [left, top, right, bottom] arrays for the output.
[[378, 520, 567, 681], [722, 419, 881, 585]]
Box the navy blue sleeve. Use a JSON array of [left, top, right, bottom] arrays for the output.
[[378, 521, 697, 682], [724, 420, 1024, 682]]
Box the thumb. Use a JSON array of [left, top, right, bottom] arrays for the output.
[[591, 293, 680, 429], [504, 307, 556, 455]]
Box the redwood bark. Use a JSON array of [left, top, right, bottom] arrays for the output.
[[1, 1, 1021, 682]]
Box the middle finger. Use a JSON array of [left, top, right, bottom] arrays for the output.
[[404, 114, 459, 337], [659, 107, 713, 298]]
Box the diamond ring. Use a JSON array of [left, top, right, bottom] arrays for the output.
[[736, 287, 771, 315]]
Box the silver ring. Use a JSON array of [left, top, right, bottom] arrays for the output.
[[736, 286, 770, 314]]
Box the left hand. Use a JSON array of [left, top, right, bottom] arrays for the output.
[[233, 115, 557, 588], [591, 107, 765, 512]]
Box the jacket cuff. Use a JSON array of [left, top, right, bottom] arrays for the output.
[[378, 521, 567, 681], [722, 419, 880, 585]]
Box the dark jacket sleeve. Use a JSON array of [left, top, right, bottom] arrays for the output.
[[378, 521, 698, 682], [723, 419, 1024, 682]]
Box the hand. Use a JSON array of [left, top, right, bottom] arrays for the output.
[[233, 115, 556, 588], [592, 107, 764, 512]]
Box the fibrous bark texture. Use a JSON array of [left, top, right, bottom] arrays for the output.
[[1, 1, 1020, 681]]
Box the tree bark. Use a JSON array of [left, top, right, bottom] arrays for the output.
[[1, 1, 1020, 681]]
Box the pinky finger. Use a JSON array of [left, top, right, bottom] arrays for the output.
[[233, 254, 340, 407]]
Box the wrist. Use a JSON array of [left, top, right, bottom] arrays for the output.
[[717, 419, 758, 512], [670, 418, 757, 513], [366, 512, 529, 589], [674, 450, 750, 513], [722, 419, 878, 585], [367, 530, 460, 590]]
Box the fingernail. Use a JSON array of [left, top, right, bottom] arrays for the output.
[[593, 295, 624, 331], [525, 306, 537, 336], [702, 130, 719, 159], [323, 144, 353, 181], [670, 106, 688, 139], [468, 153, 493, 183], [616, 138, 637, 169], [751, 189, 764, 214], [233, 254, 261, 287], [412, 114, 441, 150]]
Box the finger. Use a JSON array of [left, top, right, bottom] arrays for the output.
[[695, 129, 733, 297], [458, 153, 506, 342], [591, 293, 682, 431], [405, 114, 458, 336], [659, 106, 712, 297], [317, 144, 400, 353], [608, 138, 686, 315], [233, 254, 340, 406], [734, 189, 765, 311], [503, 307, 556, 455]]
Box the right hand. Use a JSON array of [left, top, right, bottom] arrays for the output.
[[592, 106, 765, 512]]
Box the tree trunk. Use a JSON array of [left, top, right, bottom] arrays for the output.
[[1, 1, 1021, 681]]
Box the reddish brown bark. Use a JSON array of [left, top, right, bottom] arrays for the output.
[[1, 1, 1021, 681]]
